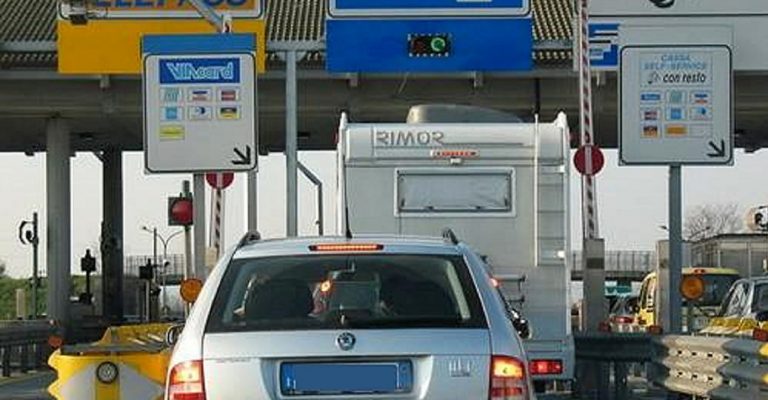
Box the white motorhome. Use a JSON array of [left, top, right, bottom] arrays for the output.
[[336, 106, 573, 386]]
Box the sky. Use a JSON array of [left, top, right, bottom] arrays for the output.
[[0, 148, 766, 278]]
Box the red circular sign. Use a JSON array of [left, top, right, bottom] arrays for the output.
[[205, 172, 235, 189], [574, 145, 605, 176]]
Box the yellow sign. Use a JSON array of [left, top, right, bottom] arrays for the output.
[[58, 19, 266, 74], [64, 0, 262, 18]]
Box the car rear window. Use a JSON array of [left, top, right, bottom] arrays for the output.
[[206, 254, 487, 332]]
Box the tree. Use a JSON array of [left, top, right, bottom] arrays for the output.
[[0, 259, 6, 277], [684, 203, 744, 241]]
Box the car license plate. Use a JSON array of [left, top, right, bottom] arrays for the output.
[[280, 361, 413, 395]]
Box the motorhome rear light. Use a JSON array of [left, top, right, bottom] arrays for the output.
[[529, 359, 563, 375], [490, 356, 527, 400], [431, 149, 478, 159], [309, 243, 384, 252], [753, 328, 768, 342], [168, 360, 206, 400]]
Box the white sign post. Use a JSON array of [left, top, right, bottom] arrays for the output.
[[144, 50, 257, 173], [620, 41, 733, 165]]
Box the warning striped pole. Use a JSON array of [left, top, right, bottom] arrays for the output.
[[577, 0, 600, 240], [208, 175, 225, 258]]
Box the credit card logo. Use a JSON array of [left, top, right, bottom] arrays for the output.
[[188, 87, 213, 102], [219, 88, 239, 102], [189, 106, 213, 120], [640, 92, 662, 103], [218, 106, 241, 120]]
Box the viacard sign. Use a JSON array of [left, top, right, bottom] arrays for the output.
[[57, 0, 265, 74]]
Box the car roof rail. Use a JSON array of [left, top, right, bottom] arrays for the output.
[[442, 228, 460, 245], [236, 230, 261, 249]]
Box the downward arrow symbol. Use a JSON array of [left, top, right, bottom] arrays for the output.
[[232, 145, 252, 166], [707, 140, 726, 158]]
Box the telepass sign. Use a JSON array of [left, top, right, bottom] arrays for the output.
[[61, 0, 261, 19]]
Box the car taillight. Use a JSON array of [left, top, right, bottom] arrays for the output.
[[615, 316, 634, 324], [168, 360, 206, 400], [529, 359, 563, 375], [490, 356, 528, 400]]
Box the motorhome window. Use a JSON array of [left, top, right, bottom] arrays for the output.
[[397, 172, 512, 213]]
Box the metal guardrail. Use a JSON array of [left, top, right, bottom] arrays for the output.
[[575, 333, 654, 400], [0, 320, 55, 377], [650, 334, 768, 399]]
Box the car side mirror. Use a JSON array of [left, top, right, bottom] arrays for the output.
[[756, 311, 768, 322], [165, 323, 184, 346], [512, 317, 531, 339]]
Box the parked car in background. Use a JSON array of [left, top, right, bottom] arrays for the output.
[[716, 276, 768, 322], [608, 295, 639, 332]]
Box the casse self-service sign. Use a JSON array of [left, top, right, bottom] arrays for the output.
[[143, 34, 257, 173], [619, 45, 733, 165]]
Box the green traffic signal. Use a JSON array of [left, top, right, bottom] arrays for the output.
[[430, 37, 447, 53]]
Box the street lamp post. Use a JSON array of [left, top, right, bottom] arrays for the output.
[[141, 226, 184, 319]]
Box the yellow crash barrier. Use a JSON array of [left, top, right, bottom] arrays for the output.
[[48, 323, 173, 400]]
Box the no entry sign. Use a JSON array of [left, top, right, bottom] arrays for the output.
[[206, 172, 235, 190], [574, 145, 605, 176]]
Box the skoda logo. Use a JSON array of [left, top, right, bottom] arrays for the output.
[[649, 0, 675, 8], [336, 332, 356, 351]]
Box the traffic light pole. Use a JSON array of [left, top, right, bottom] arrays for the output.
[[18, 212, 40, 318], [183, 180, 194, 282]]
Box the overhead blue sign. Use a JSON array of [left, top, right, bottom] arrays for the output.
[[326, 18, 533, 73], [589, 22, 620, 70], [330, 0, 528, 17], [159, 57, 241, 84]]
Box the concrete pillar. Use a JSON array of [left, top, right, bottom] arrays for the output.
[[582, 238, 607, 331], [46, 118, 71, 330], [578, 238, 609, 399], [101, 149, 124, 323]]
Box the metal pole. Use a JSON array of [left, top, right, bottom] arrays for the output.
[[669, 165, 683, 334], [183, 180, 194, 281], [193, 174, 206, 278], [162, 238, 168, 319], [286, 50, 298, 237], [153, 228, 158, 269], [247, 170, 258, 232], [31, 212, 38, 319], [297, 161, 324, 235]]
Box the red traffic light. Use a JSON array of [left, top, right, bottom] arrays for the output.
[[168, 197, 193, 226]]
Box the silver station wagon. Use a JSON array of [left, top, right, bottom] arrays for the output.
[[165, 233, 533, 400]]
